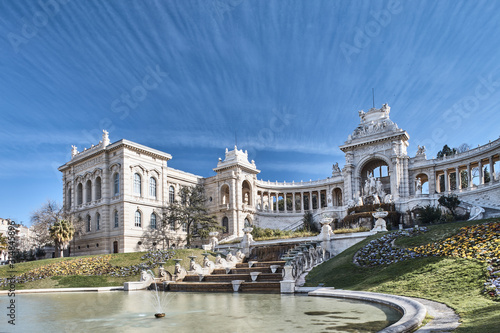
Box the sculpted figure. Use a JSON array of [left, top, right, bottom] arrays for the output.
[[376, 178, 385, 197], [364, 180, 370, 196], [71, 145, 78, 157], [384, 194, 394, 204], [369, 176, 377, 195]]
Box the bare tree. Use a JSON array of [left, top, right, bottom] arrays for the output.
[[30, 200, 61, 248], [456, 143, 471, 153], [30, 200, 83, 253]]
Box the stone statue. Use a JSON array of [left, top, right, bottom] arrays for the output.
[[373, 194, 380, 204], [384, 194, 394, 204], [71, 145, 78, 157], [416, 178, 422, 196], [376, 178, 385, 197], [332, 162, 341, 174], [364, 180, 370, 196], [357, 196, 364, 206], [369, 175, 377, 195], [416, 145, 426, 155]]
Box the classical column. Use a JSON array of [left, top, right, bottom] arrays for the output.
[[284, 193, 287, 213], [455, 166, 460, 190], [292, 193, 296, 212], [260, 192, 264, 211], [467, 164, 472, 188], [309, 191, 312, 210], [444, 169, 449, 193], [300, 192, 304, 212], [269, 193, 273, 212], [489, 157, 495, 182], [478, 160, 483, 185]]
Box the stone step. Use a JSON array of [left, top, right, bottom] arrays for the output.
[[166, 281, 281, 293], [167, 282, 233, 292], [202, 273, 283, 283], [212, 266, 283, 275]]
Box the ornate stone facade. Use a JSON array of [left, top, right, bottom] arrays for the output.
[[59, 104, 500, 254]]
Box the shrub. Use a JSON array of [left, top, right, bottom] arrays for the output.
[[438, 194, 461, 217], [417, 205, 442, 224]]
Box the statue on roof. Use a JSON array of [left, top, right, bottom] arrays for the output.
[[71, 145, 78, 158]]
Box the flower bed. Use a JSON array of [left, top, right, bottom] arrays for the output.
[[354, 222, 500, 300], [0, 250, 175, 287], [353, 227, 428, 266]]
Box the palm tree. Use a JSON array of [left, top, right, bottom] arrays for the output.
[[0, 233, 8, 261], [49, 220, 75, 257]]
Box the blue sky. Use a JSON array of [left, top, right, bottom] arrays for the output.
[[1, 0, 500, 225]]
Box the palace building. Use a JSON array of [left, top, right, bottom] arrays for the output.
[[59, 104, 500, 255]]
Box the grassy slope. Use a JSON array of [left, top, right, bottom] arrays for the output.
[[305, 219, 500, 333], [1, 249, 215, 289]]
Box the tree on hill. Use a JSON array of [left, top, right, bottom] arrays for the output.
[[437, 144, 457, 158], [49, 219, 75, 257], [438, 194, 461, 217], [456, 143, 471, 153], [164, 185, 221, 247]]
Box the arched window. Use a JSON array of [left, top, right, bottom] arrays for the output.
[[150, 213, 157, 229], [221, 185, 230, 205], [242, 181, 251, 204], [95, 177, 102, 200], [77, 183, 83, 205], [169, 186, 175, 203], [135, 210, 141, 227], [150, 177, 157, 199], [67, 188, 72, 208], [114, 211, 119, 228], [222, 217, 229, 233], [96, 213, 100, 230], [134, 173, 142, 195], [182, 223, 187, 232], [85, 180, 92, 203], [113, 173, 120, 196], [86, 215, 91, 232]]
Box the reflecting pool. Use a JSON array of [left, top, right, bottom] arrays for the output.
[[5, 291, 401, 332]]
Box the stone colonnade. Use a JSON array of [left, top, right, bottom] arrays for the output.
[[255, 187, 343, 213], [435, 154, 499, 193]]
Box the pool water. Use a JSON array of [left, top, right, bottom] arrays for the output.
[[5, 291, 401, 332]]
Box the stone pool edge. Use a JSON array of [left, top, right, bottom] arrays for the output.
[[0, 286, 124, 294], [308, 288, 427, 333]]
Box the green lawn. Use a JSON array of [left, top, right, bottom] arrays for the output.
[[305, 219, 500, 333], [1, 248, 215, 289]]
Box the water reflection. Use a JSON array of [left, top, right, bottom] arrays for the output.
[[7, 292, 400, 332]]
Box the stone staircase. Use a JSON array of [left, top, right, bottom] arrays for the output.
[[159, 261, 285, 293]]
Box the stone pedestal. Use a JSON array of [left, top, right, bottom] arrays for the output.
[[372, 210, 388, 232], [318, 215, 334, 241], [240, 227, 254, 256]]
